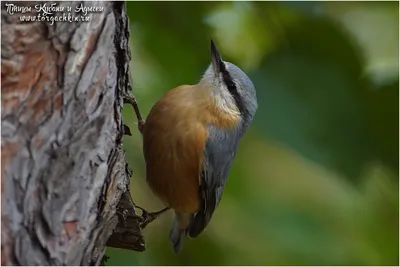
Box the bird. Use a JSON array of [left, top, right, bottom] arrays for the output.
[[141, 40, 258, 253]]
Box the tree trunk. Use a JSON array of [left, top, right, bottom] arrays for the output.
[[1, 1, 144, 265]]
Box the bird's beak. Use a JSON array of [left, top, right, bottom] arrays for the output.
[[211, 40, 224, 74]]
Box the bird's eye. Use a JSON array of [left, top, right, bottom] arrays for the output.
[[227, 81, 236, 90]]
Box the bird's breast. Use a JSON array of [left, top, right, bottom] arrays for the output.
[[142, 85, 241, 213]]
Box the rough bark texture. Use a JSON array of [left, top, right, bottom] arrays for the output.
[[1, 1, 144, 265]]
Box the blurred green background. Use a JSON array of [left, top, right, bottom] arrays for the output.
[[107, 1, 399, 265]]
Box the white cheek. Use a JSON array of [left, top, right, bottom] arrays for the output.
[[213, 84, 240, 115]]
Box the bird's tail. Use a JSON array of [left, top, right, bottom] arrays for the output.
[[169, 212, 192, 253], [169, 219, 185, 253]]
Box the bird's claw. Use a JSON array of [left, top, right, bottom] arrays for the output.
[[135, 206, 170, 229]]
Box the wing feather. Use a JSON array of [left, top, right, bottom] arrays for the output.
[[188, 126, 242, 238]]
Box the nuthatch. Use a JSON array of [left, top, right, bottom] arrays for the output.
[[141, 40, 257, 253]]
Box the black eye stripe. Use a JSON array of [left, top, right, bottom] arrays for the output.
[[220, 62, 236, 91], [221, 69, 247, 116], [223, 73, 236, 92], [227, 81, 235, 90]]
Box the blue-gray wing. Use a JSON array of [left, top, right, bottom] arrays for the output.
[[188, 125, 242, 238]]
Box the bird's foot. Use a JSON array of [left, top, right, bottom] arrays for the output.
[[123, 92, 145, 135], [135, 206, 170, 229], [138, 120, 145, 134]]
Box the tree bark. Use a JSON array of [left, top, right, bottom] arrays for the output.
[[1, 1, 144, 265]]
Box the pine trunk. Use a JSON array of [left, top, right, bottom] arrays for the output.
[[1, 1, 144, 265]]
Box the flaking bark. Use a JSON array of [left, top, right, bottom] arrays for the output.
[[1, 1, 145, 265]]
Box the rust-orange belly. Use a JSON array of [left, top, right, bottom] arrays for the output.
[[142, 86, 208, 214]]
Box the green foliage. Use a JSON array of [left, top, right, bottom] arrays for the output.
[[252, 16, 370, 179], [107, 2, 399, 265]]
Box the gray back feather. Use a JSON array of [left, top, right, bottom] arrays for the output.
[[188, 120, 255, 237]]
